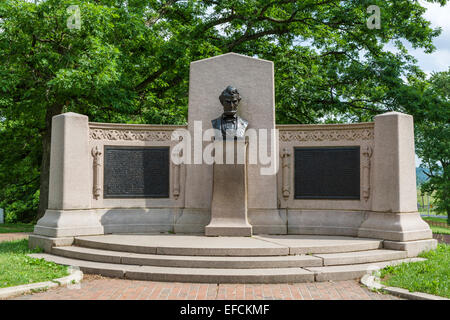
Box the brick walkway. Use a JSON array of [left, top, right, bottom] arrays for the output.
[[0, 232, 30, 243], [13, 275, 401, 300]]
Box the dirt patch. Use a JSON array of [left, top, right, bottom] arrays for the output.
[[433, 233, 450, 244], [82, 273, 109, 281]]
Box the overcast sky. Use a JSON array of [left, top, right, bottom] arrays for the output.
[[406, 1, 450, 166], [408, 1, 450, 74]]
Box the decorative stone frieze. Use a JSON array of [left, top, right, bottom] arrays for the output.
[[88, 123, 186, 142], [278, 127, 374, 142]]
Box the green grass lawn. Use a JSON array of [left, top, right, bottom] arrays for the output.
[[0, 223, 35, 233], [431, 226, 450, 235], [0, 239, 68, 289], [423, 216, 448, 224], [422, 217, 450, 235], [380, 244, 450, 298]]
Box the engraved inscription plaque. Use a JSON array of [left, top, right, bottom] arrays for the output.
[[294, 147, 360, 199], [104, 146, 169, 198]]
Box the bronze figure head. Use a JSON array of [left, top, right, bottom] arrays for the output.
[[219, 86, 241, 117]]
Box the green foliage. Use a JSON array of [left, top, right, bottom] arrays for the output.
[[415, 69, 450, 222], [0, 0, 448, 222], [380, 244, 450, 298], [416, 167, 429, 186], [0, 239, 68, 288]]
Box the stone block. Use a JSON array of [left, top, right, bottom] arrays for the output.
[[383, 239, 438, 257], [28, 234, 74, 253]]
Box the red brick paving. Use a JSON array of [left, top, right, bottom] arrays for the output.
[[0, 232, 30, 243], [12, 274, 401, 300]]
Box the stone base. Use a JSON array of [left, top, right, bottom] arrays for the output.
[[384, 239, 438, 257], [28, 234, 74, 253], [358, 211, 432, 241], [34, 209, 104, 238], [174, 208, 210, 234], [99, 208, 181, 234], [287, 210, 365, 237], [248, 209, 287, 234], [205, 225, 252, 237]]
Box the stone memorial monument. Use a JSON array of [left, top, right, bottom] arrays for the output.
[[30, 53, 436, 272]]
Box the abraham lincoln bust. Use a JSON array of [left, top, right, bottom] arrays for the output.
[[211, 86, 248, 140]]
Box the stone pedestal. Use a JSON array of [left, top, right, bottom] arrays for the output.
[[33, 112, 103, 238], [358, 112, 433, 242], [205, 140, 252, 236]]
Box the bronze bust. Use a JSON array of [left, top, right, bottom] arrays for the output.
[[212, 86, 248, 140]]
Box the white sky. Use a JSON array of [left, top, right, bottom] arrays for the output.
[[392, 1, 450, 167], [407, 1, 450, 74]]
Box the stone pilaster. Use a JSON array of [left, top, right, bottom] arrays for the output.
[[358, 112, 434, 243], [33, 112, 103, 238]]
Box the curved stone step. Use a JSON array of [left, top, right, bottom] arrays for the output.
[[28, 253, 315, 283], [74, 235, 289, 256], [29, 253, 426, 283], [314, 249, 408, 266], [305, 257, 426, 281], [74, 234, 383, 256], [51, 246, 323, 269], [253, 235, 383, 254]]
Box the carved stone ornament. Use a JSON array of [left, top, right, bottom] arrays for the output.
[[91, 146, 102, 200], [173, 148, 182, 199], [362, 145, 373, 201], [280, 147, 291, 200]]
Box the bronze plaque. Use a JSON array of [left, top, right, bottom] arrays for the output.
[[294, 147, 360, 199], [104, 146, 169, 198]]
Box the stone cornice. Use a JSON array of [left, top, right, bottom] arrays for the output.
[[276, 122, 374, 131], [89, 122, 187, 131]]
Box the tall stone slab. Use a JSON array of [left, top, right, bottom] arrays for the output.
[[175, 53, 286, 234], [34, 112, 103, 237], [358, 112, 432, 241], [205, 140, 252, 236]]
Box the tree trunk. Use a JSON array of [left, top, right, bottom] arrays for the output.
[[36, 104, 62, 221]]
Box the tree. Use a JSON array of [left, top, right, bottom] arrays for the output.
[[0, 0, 447, 222], [415, 69, 450, 222]]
